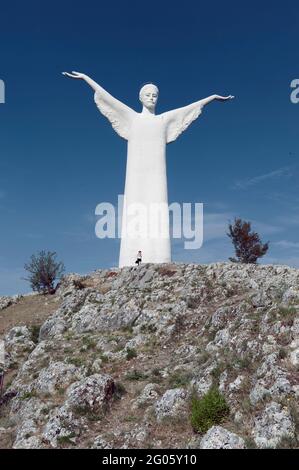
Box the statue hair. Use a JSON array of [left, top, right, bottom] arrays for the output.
[[139, 83, 159, 99]]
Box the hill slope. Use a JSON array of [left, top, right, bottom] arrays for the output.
[[0, 262, 299, 449]]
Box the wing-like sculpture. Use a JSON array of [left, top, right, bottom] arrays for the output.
[[161, 100, 205, 144], [94, 88, 136, 141]]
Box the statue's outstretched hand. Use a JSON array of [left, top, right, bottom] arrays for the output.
[[62, 71, 86, 79], [215, 95, 235, 101]]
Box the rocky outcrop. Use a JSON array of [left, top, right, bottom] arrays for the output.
[[0, 262, 299, 448], [4, 326, 35, 369], [199, 426, 245, 449], [0, 296, 20, 311]]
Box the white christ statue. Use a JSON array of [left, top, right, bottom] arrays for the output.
[[63, 71, 234, 267]]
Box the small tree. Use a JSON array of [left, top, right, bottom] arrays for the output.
[[227, 218, 269, 264], [24, 250, 65, 294]]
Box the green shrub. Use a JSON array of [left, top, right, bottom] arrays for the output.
[[82, 336, 96, 350], [65, 357, 85, 367], [19, 391, 37, 400], [30, 325, 41, 344], [123, 415, 138, 422], [190, 387, 230, 434], [278, 306, 297, 318], [114, 382, 127, 399], [278, 347, 287, 359], [57, 432, 76, 445], [121, 324, 134, 335], [73, 405, 104, 422], [151, 368, 162, 383], [168, 371, 192, 388], [276, 435, 298, 449], [211, 362, 226, 382], [140, 324, 157, 334], [244, 436, 257, 449], [126, 347, 137, 361], [99, 354, 109, 363], [125, 369, 147, 381], [233, 356, 251, 370]]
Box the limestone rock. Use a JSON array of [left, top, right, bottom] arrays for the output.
[[65, 374, 115, 413], [131, 383, 160, 410], [34, 361, 84, 395], [200, 426, 245, 449], [92, 435, 113, 449], [253, 402, 295, 448], [42, 404, 84, 447], [155, 388, 188, 422]]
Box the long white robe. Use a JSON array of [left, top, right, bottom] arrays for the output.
[[94, 88, 204, 267]]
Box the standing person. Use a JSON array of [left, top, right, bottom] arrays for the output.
[[135, 251, 142, 266]]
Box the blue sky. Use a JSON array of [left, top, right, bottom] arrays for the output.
[[0, 0, 298, 295]]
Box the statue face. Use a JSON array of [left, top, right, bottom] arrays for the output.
[[139, 85, 159, 110]]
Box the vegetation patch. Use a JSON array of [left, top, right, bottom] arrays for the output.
[[211, 362, 227, 384], [126, 347, 137, 361], [56, 387, 65, 396], [106, 271, 118, 278], [120, 324, 134, 335], [244, 436, 257, 449], [168, 370, 193, 388], [233, 355, 251, 370], [113, 344, 124, 353], [123, 415, 138, 423], [158, 267, 177, 277], [19, 391, 37, 401], [72, 404, 107, 421], [24, 250, 64, 294], [278, 347, 287, 359], [99, 354, 109, 363], [114, 382, 127, 399], [57, 432, 76, 445], [82, 336, 97, 350], [151, 368, 163, 382], [66, 356, 85, 367], [140, 323, 157, 334], [73, 279, 86, 290], [125, 369, 148, 381], [190, 387, 230, 434], [276, 435, 298, 449], [277, 305, 297, 318]]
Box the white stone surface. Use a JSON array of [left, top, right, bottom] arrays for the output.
[[94, 83, 204, 267], [63, 72, 233, 266], [200, 426, 245, 449]]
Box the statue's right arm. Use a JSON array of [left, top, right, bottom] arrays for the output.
[[63, 71, 112, 94], [62, 71, 135, 140]]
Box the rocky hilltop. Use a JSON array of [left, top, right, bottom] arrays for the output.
[[0, 262, 299, 449]]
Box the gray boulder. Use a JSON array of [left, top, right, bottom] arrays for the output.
[[253, 402, 295, 448], [200, 426, 245, 449]]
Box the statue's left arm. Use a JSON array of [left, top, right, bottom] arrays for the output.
[[161, 94, 234, 144]]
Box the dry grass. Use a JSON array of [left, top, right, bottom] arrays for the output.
[[0, 294, 61, 337]]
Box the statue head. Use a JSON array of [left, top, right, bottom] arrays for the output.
[[139, 83, 159, 110]]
